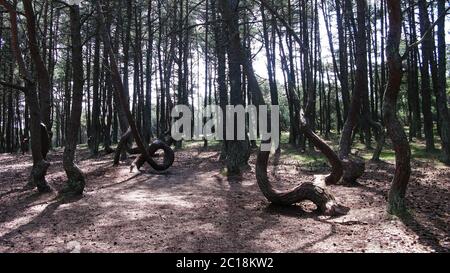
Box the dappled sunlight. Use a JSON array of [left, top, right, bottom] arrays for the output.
[[0, 141, 448, 253]]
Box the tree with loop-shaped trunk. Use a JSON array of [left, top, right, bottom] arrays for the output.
[[94, 0, 174, 173], [220, 0, 348, 216]]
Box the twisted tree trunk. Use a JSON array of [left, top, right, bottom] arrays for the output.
[[241, 0, 346, 215], [338, 0, 367, 184], [95, 0, 170, 171], [384, 0, 411, 214], [258, 0, 343, 185]]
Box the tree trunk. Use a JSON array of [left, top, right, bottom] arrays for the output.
[[384, 0, 411, 215], [22, 0, 52, 134], [418, 0, 435, 152], [144, 0, 154, 143], [95, 0, 169, 171], [219, 0, 250, 175], [240, 0, 347, 215], [90, 20, 101, 155], [62, 4, 85, 195], [0, 0, 51, 193], [212, 0, 228, 160], [338, 0, 369, 183], [436, 0, 450, 164]]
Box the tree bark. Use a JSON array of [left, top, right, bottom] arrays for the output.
[[436, 0, 450, 164], [418, 0, 435, 152], [0, 0, 51, 193], [219, 0, 250, 175], [384, 0, 411, 214], [90, 19, 101, 155], [62, 3, 85, 196], [337, 0, 368, 183], [22, 0, 52, 134], [245, 0, 347, 215]]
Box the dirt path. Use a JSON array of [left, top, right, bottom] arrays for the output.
[[0, 146, 448, 253]]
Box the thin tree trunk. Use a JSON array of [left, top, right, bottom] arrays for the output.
[[418, 0, 435, 152], [62, 3, 85, 195]]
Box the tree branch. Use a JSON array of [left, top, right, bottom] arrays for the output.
[[401, 6, 450, 60]]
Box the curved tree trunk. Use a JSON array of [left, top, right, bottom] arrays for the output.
[[384, 0, 411, 214], [131, 139, 175, 172], [0, 0, 51, 193], [233, 0, 346, 214], [95, 0, 171, 172], [337, 0, 368, 184], [62, 4, 85, 196], [258, 0, 343, 184], [256, 151, 348, 215]]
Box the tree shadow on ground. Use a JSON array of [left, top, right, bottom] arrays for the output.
[[358, 160, 449, 252], [0, 195, 85, 250], [264, 204, 339, 252]]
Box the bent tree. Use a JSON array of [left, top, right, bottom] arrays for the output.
[[384, 0, 411, 214], [337, 0, 368, 184], [94, 0, 173, 172], [233, 0, 347, 216], [0, 0, 51, 192]]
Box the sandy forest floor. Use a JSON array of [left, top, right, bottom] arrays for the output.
[[0, 144, 449, 253]]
